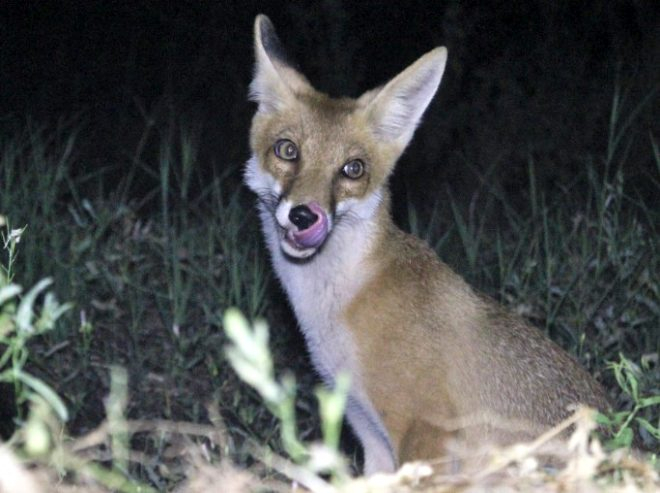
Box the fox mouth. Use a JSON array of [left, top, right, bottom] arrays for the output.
[[279, 202, 331, 259]]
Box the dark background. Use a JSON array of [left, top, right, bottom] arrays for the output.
[[1, 1, 658, 210]]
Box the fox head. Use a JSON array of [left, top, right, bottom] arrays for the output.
[[245, 15, 447, 260]]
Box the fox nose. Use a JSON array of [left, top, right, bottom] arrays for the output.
[[289, 204, 318, 230]]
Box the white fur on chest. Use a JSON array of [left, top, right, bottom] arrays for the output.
[[259, 203, 370, 383], [260, 206, 397, 472], [247, 158, 396, 471]]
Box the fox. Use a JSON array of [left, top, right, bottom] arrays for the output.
[[244, 15, 611, 475]]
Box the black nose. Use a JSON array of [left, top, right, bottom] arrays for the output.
[[289, 205, 318, 230]]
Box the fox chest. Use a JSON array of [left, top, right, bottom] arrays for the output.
[[263, 208, 369, 385], [284, 273, 359, 385], [276, 254, 359, 385]]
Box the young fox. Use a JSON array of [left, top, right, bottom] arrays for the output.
[[245, 15, 610, 474]]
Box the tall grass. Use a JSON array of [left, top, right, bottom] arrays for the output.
[[0, 117, 274, 434], [0, 122, 77, 294], [0, 118, 281, 488]]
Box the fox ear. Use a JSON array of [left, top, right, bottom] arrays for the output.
[[250, 15, 311, 113], [362, 47, 447, 147]]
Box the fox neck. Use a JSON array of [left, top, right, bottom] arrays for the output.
[[257, 187, 390, 372], [261, 190, 390, 309]]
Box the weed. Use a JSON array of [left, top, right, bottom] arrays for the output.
[[0, 223, 70, 424], [598, 354, 660, 451], [223, 307, 350, 485]]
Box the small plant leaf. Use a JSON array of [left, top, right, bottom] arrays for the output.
[[613, 426, 634, 448], [16, 278, 53, 333], [316, 372, 350, 452], [0, 313, 14, 337], [15, 369, 68, 421], [609, 411, 629, 427], [634, 417, 660, 439], [35, 293, 73, 332], [638, 395, 660, 408], [0, 284, 22, 306], [625, 369, 640, 402]]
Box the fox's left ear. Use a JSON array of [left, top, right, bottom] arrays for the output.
[[360, 47, 448, 148], [250, 15, 312, 113]]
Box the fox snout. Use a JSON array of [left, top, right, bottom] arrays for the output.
[[276, 200, 331, 259], [289, 204, 318, 230]]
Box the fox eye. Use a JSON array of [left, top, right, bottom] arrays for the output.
[[274, 139, 298, 161], [341, 159, 365, 179]]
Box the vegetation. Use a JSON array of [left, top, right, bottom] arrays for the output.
[[0, 84, 657, 490]]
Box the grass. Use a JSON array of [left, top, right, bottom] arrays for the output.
[[0, 84, 658, 490]]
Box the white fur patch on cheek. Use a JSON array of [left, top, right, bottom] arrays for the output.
[[336, 190, 383, 220], [244, 155, 282, 196], [275, 198, 293, 228]]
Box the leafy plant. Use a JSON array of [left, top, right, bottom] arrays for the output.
[[597, 354, 659, 451], [223, 307, 350, 485], [0, 219, 71, 424]]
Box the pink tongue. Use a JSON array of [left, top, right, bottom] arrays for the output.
[[291, 202, 328, 249]]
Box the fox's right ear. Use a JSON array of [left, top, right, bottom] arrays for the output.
[[360, 47, 448, 149], [249, 15, 311, 113]]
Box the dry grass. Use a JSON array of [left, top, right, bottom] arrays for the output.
[[1, 407, 657, 493]]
